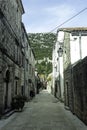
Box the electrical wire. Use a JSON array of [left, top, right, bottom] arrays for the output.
[[29, 7, 87, 49], [50, 7, 87, 33]]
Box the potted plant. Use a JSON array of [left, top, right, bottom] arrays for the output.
[[11, 95, 27, 111]]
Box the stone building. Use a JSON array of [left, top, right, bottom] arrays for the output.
[[28, 48, 36, 97], [52, 31, 64, 101], [52, 27, 87, 124], [56, 27, 87, 124], [21, 23, 36, 98], [21, 22, 29, 98], [63, 31, 74, 112], [52, 41, 60, 97], [73, 56, 87, 124], [0, 0, 27, 115]]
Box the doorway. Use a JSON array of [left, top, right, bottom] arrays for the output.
[[66, 81, 69, 107], [4, 70, 10, 109]]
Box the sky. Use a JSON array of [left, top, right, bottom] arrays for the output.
[[22, 0, 87, 33]]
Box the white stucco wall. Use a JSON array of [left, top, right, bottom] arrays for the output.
[[81, 36, 87, 58], [52, 31, 64, 100], [70, 35, 87, 64], [70, 36, 80, 64], [59, 57, 64, 100], [57, 31, 64, 43]]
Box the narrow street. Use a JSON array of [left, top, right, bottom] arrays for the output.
[[0, 90, 87, 130]]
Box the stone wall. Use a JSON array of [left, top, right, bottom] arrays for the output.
[[0, 0, 35, 115], [73, 56, 87, 124], [0, 0, 24, 114], [63, 32, 74, 111], [0, 0, 22, 41], [64, 67, 74, 112], [0, 11, 22, 67]]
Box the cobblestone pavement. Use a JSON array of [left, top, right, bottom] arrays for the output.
[[0, 90, 87, 130]]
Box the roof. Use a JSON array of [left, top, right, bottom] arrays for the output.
[[57, 27, 87, 36], [58, 27, 87, 31]]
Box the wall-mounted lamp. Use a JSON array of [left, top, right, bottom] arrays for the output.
[[57, 47, 63, 57], [73, 37, 77, 41]]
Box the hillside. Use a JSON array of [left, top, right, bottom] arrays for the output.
[[28, 33, 56, 60]]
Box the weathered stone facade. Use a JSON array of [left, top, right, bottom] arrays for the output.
[[62, 28, 87, 124], [63, 32, 74, 112], [21, 23, 35, 99], [0, 0, 24, 41], [0, 0, 25, 114], [73, 57, 87, 124]]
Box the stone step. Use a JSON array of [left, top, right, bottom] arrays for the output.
[[1, 110, 15, 119]]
